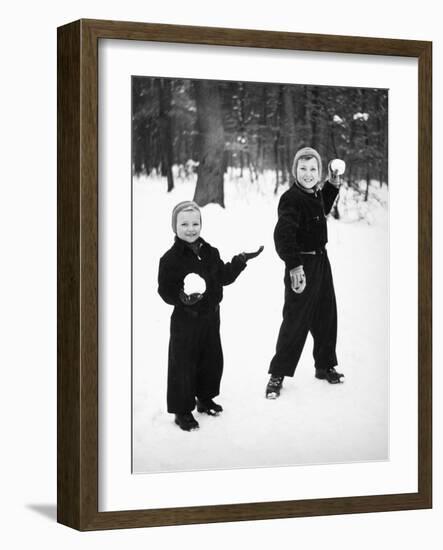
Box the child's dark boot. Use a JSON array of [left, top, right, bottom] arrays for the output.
[[196, 398, 223, 416], [174, 412, 200, 431], [266, 375, 284, 399], [315, 367, 344, 384]]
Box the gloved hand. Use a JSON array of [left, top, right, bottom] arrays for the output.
[[290, 265, 306, 294], [238, 245, 264, 263], [183, 273, 206, 295], [179, 290, 204, 306], [328, 159, 346, 187]]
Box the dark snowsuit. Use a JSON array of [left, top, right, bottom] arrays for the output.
[[269, 180, 339, 377], [158, 237, 246, 414]]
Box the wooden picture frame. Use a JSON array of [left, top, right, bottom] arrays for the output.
[[57, 18, 432, 530]]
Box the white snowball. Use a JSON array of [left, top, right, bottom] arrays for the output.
[[330, 158, 346, 175], [183, 273, 206, 294]]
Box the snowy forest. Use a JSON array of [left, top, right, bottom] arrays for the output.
[[132, 76, 388, 211], [131, 76, 389, 474]]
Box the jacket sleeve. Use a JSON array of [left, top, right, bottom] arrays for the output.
[[217, 250, 247, 286], [321, 181, 339, 214], [157, 256, 183, 306], [274, 192, 303, 270]]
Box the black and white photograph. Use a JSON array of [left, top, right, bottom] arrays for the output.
[[3, 0, 438, 542], [131, 76, 389, 474]]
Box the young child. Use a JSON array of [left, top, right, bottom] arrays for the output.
[[266, 147, 345, 399], [158, 201, 263, 431]]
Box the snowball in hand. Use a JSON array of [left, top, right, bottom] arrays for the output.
[[330, 158, 346, 175], [183, 273, 206, 295]]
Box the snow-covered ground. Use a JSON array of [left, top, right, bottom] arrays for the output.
[[132, 171, 389, 474]]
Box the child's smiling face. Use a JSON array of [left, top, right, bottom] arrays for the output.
[[296, 157, 320, 189], [176, 209, 201, 243]]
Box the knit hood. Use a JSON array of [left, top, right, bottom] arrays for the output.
[[171, 200, 201, 233], [291, 147, 323, 183]]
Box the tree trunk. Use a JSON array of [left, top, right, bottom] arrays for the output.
[[348, 109, 356, 187], [365, 163, 371, 201], [156, 78, 174, 192], [273, 136, 280, 192], [193, 81, 225, 207], [257, 85, 267, 173], [362, 89, 371, 201], [330, 200, 340, 220], [329, 123, 339, 158], [274, 85, 284, 193], [283, 85, 296, 170], [298, 86, 309, 148], [310, 87, 320, 150]]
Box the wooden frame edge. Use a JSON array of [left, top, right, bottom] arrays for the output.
[[57, 20, 82, 529], [57, 19, 432, 531], [417, 40, 432, 509]]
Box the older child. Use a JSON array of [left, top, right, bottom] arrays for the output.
[[266, 147, 344, 399], [158, 201, 263, 431]]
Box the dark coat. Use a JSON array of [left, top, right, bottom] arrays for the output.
[[158, 237, 247, 413], [269, 180, 340, 376], [158, 237, 246, 315], [274, 181, 339, 270]]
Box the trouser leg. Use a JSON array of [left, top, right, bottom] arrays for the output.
[[310, 256, 338, 370], [196, 310, 224, 400], [269, 263, 319, 377], [166, 310, 199, 414]]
